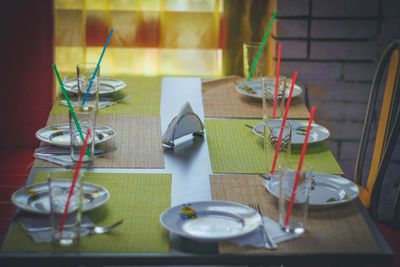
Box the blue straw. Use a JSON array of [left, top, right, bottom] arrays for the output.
[[81, 28, 114, 106]]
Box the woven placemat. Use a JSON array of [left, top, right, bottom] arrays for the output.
[[33, 114, 164, 169], [202, 76, 310, 119], [51, 76, 162, 116], [2, 171, 171, 253], [210, 174, 380, 254], [205, 119, 343, 174]]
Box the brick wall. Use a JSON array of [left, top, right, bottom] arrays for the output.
[[271, 0, 400, 220]]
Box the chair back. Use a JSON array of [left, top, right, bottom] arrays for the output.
[[354, 40, 400, 220]]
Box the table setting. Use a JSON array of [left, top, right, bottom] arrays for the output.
[[3, 171, 172, 253], [0, 14, 393, 266]]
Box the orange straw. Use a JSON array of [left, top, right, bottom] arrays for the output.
[[284, 106, 316, 227], [59, 128, 91, 234], [273, 43, 282, 119], [270, 71, 298, 175]]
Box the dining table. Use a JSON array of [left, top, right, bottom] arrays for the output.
[[0, 75, 394, 266]]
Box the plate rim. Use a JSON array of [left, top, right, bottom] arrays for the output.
[[63, 77, 126, 95], [235, 80, 302, 99], [160, 200, 262, 241], [11, 179, 110, 214], [264, 173, 359, 207], [253, 120, 330, 144], [35, 123, 116, 147]]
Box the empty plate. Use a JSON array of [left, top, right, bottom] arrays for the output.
[[160, 201, 262, 241]]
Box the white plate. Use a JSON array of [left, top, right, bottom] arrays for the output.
[[236, 80, 302, 99], [12, 180, 110, 214], [253, 120, 330, 144], [160, 201, 262, 242], [63, 77, 126, 95], [36, 124, 116, 147], [264, 173, 359, 208]]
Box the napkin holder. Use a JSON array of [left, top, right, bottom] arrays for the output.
[[162, 103, 204, 148]]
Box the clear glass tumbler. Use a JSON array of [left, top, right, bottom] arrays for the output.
[[279, 161, 312, 234]]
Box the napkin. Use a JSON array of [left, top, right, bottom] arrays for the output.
[[162, 102, 204, 146], [34, 145, 115, 167], [18, 213, 94, 244], [230, 216, 301, 247]]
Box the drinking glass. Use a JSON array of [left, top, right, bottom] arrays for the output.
[[49, 175, 83, 246], [77, 62, 99, 110], [262, 76, 286, 122], [69, 105, 96, 163], [264, 122, 291, 179], [243, 42, 266, 79], [279, 161, 312, 234]]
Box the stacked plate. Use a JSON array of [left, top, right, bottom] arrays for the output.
[[36, 124, 116, 148], [60, 77, 129, 109], [235, 80, 303, 99], [63, 77, 127, 95], [12, 180, 110, 214]]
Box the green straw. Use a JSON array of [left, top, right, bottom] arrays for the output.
[[247, 10, 278, 81], [52, 64, 91, 157]]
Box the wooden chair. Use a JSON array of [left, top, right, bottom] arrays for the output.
[[354, 39, 400, 222], [354, 40, 400, 267]]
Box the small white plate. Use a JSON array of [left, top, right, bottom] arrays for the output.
[[253, 120, 330, 144], [12, 180, 110, 214], [36, 124, 116, 147], [63, 77, 127, 95], [236, 80, 302, 99], [264, 173, 359, 208], [160, 201, 262, 242]]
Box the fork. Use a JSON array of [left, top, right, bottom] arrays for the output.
[[86, 219, 123, 234], [249, 203, 277, 250], [25, 219, 123, 234]]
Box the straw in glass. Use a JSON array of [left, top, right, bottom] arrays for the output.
[[247, 10, 278, 81], [273, 43, 282, 119], [270, 71, 298, 175], [284, 106, 316, 227], [58, 128, 91, 235], [81, 28, 114, 106], [52, 64, 91, 157]]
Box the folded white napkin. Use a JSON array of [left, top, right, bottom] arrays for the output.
[[230, 216, 301, 247], [162, 102, 204, 146], [18, 213, 94, 244], [34, 146, 112, 167]]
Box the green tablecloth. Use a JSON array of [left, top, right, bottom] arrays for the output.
[[1, 171, 171, 253], [50, 75, 162, 116], [205, 119, 343, 175]]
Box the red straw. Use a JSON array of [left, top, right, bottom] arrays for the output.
[[284, 106, 316, 227], [270, 71, 298, 175], [59, 128, 91, 234], [273, 43, 282, 119]]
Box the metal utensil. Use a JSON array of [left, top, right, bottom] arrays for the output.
[[249, 203, 277, 250], [87, 219, 123, 234], [259, 174, 271, 180], [244, 124, 254, 130], [25, 219, 123, 234]]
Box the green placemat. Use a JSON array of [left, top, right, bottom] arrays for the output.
[[2, 171, 171, 253], [205, 119, 343, 174], [50, 75, 162, 116]]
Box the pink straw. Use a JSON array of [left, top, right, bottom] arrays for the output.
[[270, 71, 298, 175], [273, 43, 282, 119], [59, 128, 91, 234], [284, 106, 316, 227]]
